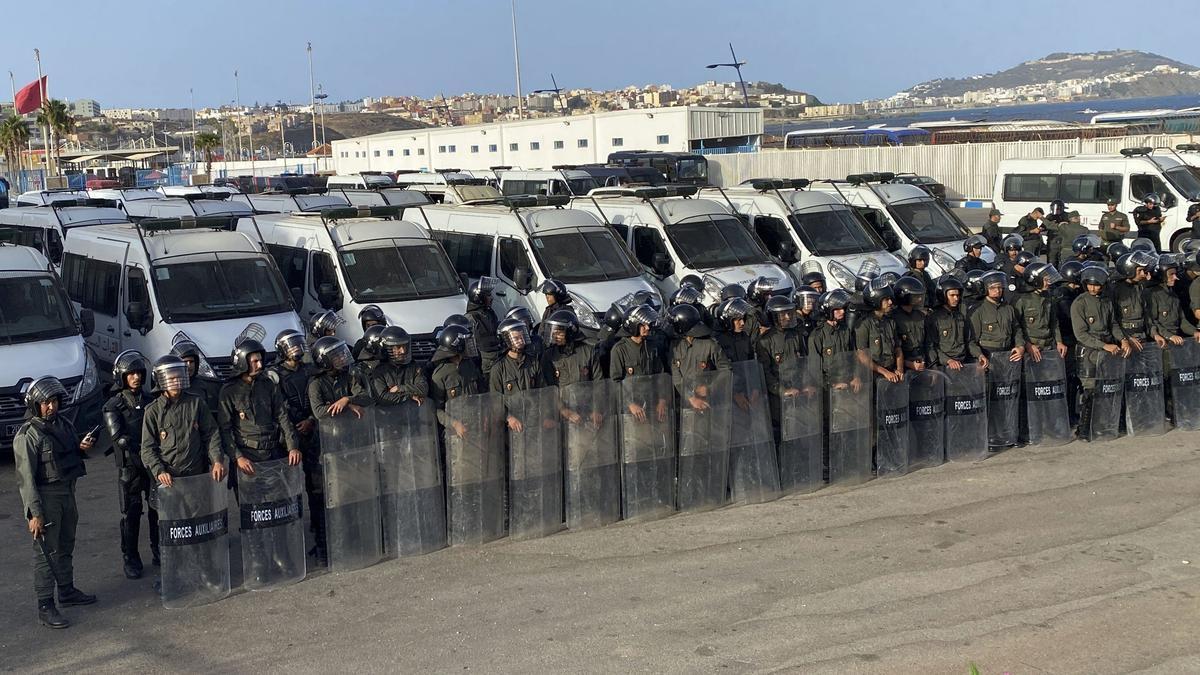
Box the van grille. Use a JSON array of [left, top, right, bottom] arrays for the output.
[[411, 335, 436, 362]]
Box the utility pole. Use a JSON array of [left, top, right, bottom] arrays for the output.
[[189, 87, 197, 167], [307, 42, 319, 152], [511, 0, 524, 120]]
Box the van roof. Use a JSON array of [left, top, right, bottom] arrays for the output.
[[419, 203, 603, 234], [713, 186, 848, 212], [997, 152, 1186, 169], [502, 169, 591, 180], [0, 205, 129, 228], [87, 187, 162, 203], [67, 223, 262, 261], [0, 243, 52, 271], [573, 194, 728, 224], [15, 189, 89, 206], [254, 212, 431, 247]]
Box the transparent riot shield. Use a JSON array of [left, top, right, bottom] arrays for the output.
[[986, 357, 1022, 450], [320, 409, 384, 573], [777, 359, 824, 494], [560, 379, 620, 530], [1024, 351, 1072, 446], [505, 386, 564, 541], [1168, 341, 1200, 431], [944, 364, 988, 461], [1089, 351, 1126, 442], [874, 376, 909, 478], [238, 459, 306, 591], [729, 361, 781, 503], [618, 373, 677, 522], [444, 392, 506, 546], [906, 369, 945, 471], [377, 402, 447, 558], [676, 369, 731, 512], [826, 353, 872, 485], [157, 474, 231, 609], [1125, 344, 1166, 437]]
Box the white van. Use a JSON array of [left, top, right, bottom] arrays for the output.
[[499, 168, 600, 197], [414, 195, 658, 332], [122, 194, 253, 224], [809, 174, 993, 276], [0, 201, 129, 268], [158, 184, 241, 198], [231, 190, 350, 215], [244, 205, 468, 361], [325, 172, 395, 190], [14, 189, 90, 207], [992, 147, 1200, 251], [330, 188, 434, 211], [0, 244, 102, 449], [395, 180, 504, 205], [571, 186, 793, 303], [392, 170, 474, 187], [87, 187, 163, 208], [703, 181, 909, 290], [60, 218, 304, 379]]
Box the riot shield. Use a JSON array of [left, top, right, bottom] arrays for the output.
[[445, 392, 506, 546], [825, 353, 872, 485], [906, 370, 945, 470], [618, 373, 677, 522], [1168, 341, 1200, 431], [377, 402, 447, 557], [157, 474, 231, 609], [874, 376, 909, 478], [320, 409, 384, 573], [505, 386, 564, 541], [986, 357, 1021, 450], [561, 379, 621, 530], [777, 359, 824, 494], [1024, 351, 1072, 446], [1090, 351, 1125, 442], [944, 363, 988, 461], [238, 460, 306, 591], [728, 361, 780, 503], [676, 369, 731, 512], [1125, 344, 1166, 437]]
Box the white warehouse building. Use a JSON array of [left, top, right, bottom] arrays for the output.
[[331, 106, 762, 173]]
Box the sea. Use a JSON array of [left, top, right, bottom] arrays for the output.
[[777, 94, 1200, 134]]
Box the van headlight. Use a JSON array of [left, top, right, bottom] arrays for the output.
[[702, 274, 723, 303], [826, 260, 856, 290], [568, 292, 601, 330], [75, 349, 99, 402], [931, 247, 957, 272]]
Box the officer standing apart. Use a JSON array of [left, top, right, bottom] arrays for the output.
[[1016, 208, 1046, 255], [13, 377, 98, 629], [1099, 198, 1131, 245], [1056, 212, 1089, 264], [103, 350, 159, 580], [217, 339, 301, 484], [982, 208, 1004, 253], [1133, 195, 1164, 251]]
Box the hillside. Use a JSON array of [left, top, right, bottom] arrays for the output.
[[900, 50, 1200, 99]]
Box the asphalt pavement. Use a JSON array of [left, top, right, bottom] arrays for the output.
[[2, 424, 1199, 673]]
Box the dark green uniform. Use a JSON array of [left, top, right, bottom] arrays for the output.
[[429, 348, 486, 430], [13, 415, 86, 602], [756, 325, 807, 426], [217, 377, 299, 462], [1016, 215, 1044, 253], [608, 337, 666, 380], [1070, 292, 1126, 389], [307, 372, 373, 421], [970, 298, 1022, 354], [715, 330, 754, 363], [1014, 290, 1062, 348], [807, 321, 856, 382], [1099, 210, 1130, 243], [489, 352, 548, 395], [927, 305, 983, 367], [1147, 283, 1193, 339], [1056, 220, 1088, 263], [670, 335, 731, 396], [370, 362, 429, 406], [1111, 281, 1150, 341], [893, 306, 929, 365], [982, 219, 1003, 253], [543, 340, 598, 387], [141, 392, 225, 479], [854, 313, 900, 370], [266, 359, 322, 551]]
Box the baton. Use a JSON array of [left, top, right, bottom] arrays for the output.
[[34, 522, 67, 588]]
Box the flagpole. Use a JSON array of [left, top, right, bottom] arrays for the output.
[[34, 49, 52, 182], [7, 71, 20, 178]]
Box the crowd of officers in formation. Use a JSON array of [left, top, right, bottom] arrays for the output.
[[14, 193, 1200, 628]]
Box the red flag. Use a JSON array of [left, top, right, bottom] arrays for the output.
[[14, 76, 46, 115]]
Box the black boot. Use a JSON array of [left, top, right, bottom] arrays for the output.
[[38, 599, 69, 629], [58, 586, 97, 607], [123, 555, 143, 580], [1077, 391, 1093, 442], [148, 508, 161, 567], [120, 514, 143, 579]]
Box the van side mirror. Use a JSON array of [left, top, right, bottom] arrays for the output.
[[317, 283, 343, 311], [458, 272, 470, 292], [1164, 193, 1177, 209], [47, 239, 63, 265], [78, 308, 94, 338], [290, 287, 303, 309], [125, 302, 151, 332], [513, 267, 534, 293], [778, 241, 799, 265], [652, 252, 674, 277]]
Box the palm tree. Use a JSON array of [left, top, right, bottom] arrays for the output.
[[36, 99, 74, 176], [194, 131, 220, 178], [0, 114, 31, 179]]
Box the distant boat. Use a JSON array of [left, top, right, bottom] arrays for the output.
[[1078, 108, 1099, 114]]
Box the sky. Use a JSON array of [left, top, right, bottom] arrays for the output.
[[4, 0, 1200, 109]]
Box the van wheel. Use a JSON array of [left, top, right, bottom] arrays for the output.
[[1170, 232, 1192, 253]]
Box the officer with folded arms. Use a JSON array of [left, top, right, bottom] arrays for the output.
[[13, 376, 98, 629]]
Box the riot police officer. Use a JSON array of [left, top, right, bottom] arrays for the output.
[[669, 303, 732, 410], [538, 278, 573, 331], [218, 339, 301, 482], [794, 287, 822, 338], [892, 276, 929, 371], [855, 277, 903, 383], [504, 306, 545, 360], [714, 298, 756, 363], [309, 309, 343, 341], [13, 377, 97, 628], [466, 276, 503, 380], [905, 245, 938, 308], [1133, 194, 1164, 250], [352, 305, 387, 359], [1057, 212, 1089, 263], [308, 337, 373, 421], [970, 270, 1024, 364], [103, 350, 158, 579], [169, 341, 221, 419], [1016, 263, 1067, 363], [370, 326, 429, 406], [808, 289, 859, 386], [490, 318, 548, 399], [1070, 266, 1131, 439], [756, 295, 807, 423], [609, 305, 668, 383], [1016, 207, 1046, 254], [927, 276, 988, 371], [1111, 251, 1157, 352], [141, 356, 227, 485], [955, 235, 991, 274], [542, 310, 599, 387], [429, 324, 487, 438]]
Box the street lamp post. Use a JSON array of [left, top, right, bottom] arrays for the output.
[[532, 74, 568, 116], [307, 42, 319, 152], [706, 42, 751, 108], [315, 87, 329, 169]]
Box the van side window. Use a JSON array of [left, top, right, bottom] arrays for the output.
[[1130, 174, 1168, 202], [311, 252, 340, 298], [62, 252, 86, 300], [1060, 174, 1122, 203], [1003, 174, 1059, 202], [753, 216, 790, 257], [126, 266, 150, 308], [548, 180, 567, 196], [0, 225, 45, 253], [501, 180, 543, 197], [64, 255, 120, 315], [266, 243, 308, 295], [434, 231, 494, 278], [498, 238, 531, 280], [631, 227, 668, 268], [610, 223, 630, 243]]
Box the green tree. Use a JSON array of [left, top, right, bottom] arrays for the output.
[[194, 131, 220, 177], [0, 114, 31, 177], [36, 99, 75, 176]]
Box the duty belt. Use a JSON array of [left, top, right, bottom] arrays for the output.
[[979, 341, 1011, 350], [1120, 321, 1144, 330]]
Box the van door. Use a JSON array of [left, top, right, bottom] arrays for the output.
[[495, 236, 536, 317], [62, 245, 128, 366]]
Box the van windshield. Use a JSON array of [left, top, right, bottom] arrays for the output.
[[339, 241, 462, 302], [0, 272, 79, 344], [788, 206, 886, 255], [568, 178, 600, 195], [888, 198, 970, 244], [530, 230, 640, 283], [1164, 167, 1200, 201], [666, 215, 769, 269], [154, 253, 292, 322]]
